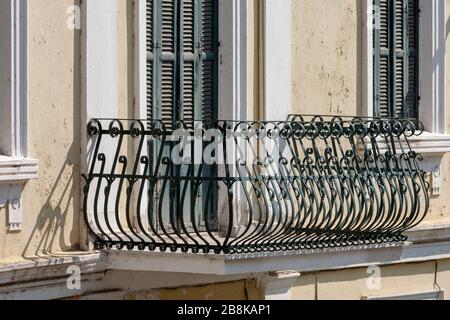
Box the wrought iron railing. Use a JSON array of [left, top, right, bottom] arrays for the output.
[[83, 116, 430, 254]]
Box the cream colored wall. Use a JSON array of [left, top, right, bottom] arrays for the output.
[[292, 0, 360, 116], [292, 260, 450, 300]]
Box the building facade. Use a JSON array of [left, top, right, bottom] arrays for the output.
[[1, 0, 450, 300]]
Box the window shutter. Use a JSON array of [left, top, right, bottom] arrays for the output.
[[373, 0, 419, 119], [374, 0, 390, 117], [407, 0, 419, 119], [159, 0, 178, 131], [394, 0, 406, 117], [201, 0, 218, 124], [179, 0, 196, 129], [147, 0, 217, 129], [146, 0, 218, 232]]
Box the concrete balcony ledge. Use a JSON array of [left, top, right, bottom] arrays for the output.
[[2, 224, 450, 281], [105, 238, 450, 275], [100, 223, 450, 275]]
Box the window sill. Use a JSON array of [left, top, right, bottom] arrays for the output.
[[369, 132, 450, 195], [404, 132, 450, 156], [0, 156, 38, 232], [408, 132, 450, 195], [0, 156, 38, 182]]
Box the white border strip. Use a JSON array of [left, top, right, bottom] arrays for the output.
[[263, 0, 292, 121]]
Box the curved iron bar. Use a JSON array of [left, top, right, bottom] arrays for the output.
[[83, 116, 430, 254]]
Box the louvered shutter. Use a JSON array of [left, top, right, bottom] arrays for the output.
[[147, 0, 218, 129], [201, 0, 218, 124], [146, 0, 218, 232], [407, 0, 419, 118], [373, 0, 419, 119], [374, 0, 390, 117]]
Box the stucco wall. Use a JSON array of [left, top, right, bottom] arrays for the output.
[[0, 0, 82, 260], [293, 260, 450, 300], [292, 0, 360, 116]]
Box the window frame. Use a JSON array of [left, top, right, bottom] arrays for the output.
[[0, 0, 29, 159], [0, 0, 38, 232]]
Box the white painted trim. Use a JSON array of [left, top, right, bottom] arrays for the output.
[[0, 0, 28, 158], [104, 238, 450, 276], [11, 0, 28, 158], [83, 0, 118, 120], [419, 0, 446, 134], [257, 271, 301, 300], [364, 289, 444, 300], [81, 0, 120, 248], [218, 0, 248, 121], [0, 157, 38, 182], [263, 0, 292, 121], [0, 0, 37, 232], [361, 0, 374, 118]]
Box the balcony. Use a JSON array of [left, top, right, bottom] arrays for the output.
[[82, 116, 430, 256]]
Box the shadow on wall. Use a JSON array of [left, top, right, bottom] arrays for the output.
[[21, 144, 81, 259], [21, 0, 82, 259]]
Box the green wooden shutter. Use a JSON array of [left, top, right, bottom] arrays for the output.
[[407, 0, 419, 119], [160, 0, 177, 131], [147, 0, 218, 128], [373, 0, 419, 119], [201, 0, 218, 124], [374, 0, 390, 117], [146, 0, 218, 232]]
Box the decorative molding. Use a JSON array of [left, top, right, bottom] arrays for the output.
[[372, 132, 450, 195], [0, 157, 38, 182], [0, 157, 38, 231], [257, 271, 301, 300], [0, 184, 23, 231], [0, 1, 37, 232]]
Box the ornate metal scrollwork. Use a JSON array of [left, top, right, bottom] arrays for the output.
[[83, 115, 430, 254]]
